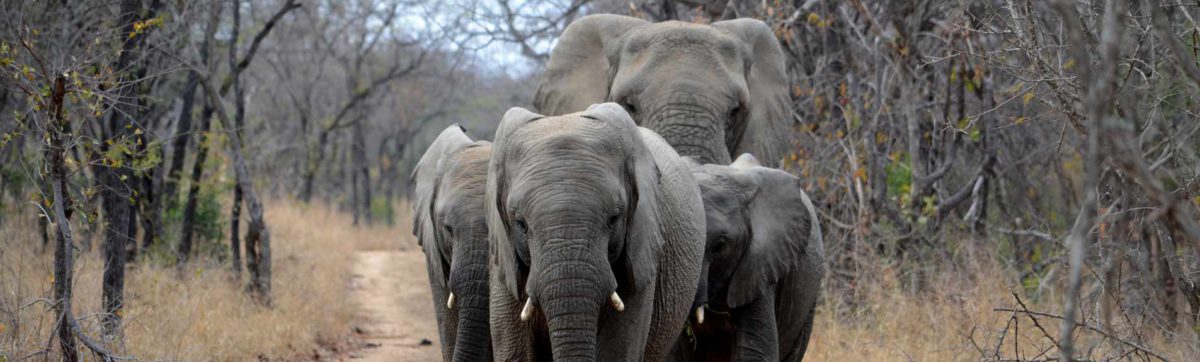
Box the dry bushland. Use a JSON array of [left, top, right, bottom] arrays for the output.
[[0, 199, 409, 360]]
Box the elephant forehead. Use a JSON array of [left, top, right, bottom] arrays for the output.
[[445, 145, 491, 195], [514, 116, 626, 156], [626, 23, 741, 58]]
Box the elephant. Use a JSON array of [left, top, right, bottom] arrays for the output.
[[680, 153, 824, 361], [486, 103, 705, 361], [412, 125, 494, 361], [534, 14, 794, 167]]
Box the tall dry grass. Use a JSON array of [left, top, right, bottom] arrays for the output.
[[0, 199, 411, 360], [807, 241, 1198, 361]]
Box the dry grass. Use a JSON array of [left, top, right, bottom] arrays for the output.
[[0, 199, 410, 360], [807, 249, 1199, 361]]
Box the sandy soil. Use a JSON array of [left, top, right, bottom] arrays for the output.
[[346, 250, 442, 361]]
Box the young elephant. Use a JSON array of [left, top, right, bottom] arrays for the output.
[[412, 125, 493, 361], [684, 154, 824, 361], [487, 103, 705, 361]]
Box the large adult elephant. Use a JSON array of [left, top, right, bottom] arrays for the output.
[[412, 125, 494, 361], [682, 154, 825, 361], [487, 103, 705, 361], [534, 14, 793, 166]]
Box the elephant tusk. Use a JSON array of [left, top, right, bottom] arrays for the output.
[[520, 298, 534, 321], [695, 305, 705, 325], [609, 292, 625, 312], [446, 293, 455, 310]]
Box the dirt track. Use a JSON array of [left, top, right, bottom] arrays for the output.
[[348, 250, 442, 361]]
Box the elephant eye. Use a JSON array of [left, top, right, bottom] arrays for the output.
[[607, 214, 621, 228], [443, 224, 454, 237], [712, 237, 729, 253], [622, 98, 637, 114], [728, 104, 741, 119], [514, 215, 528, 234]]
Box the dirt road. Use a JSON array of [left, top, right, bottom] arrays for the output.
[[348, 250, 442, 361]]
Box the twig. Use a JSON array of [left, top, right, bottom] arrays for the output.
[[992, 308, 1172, 362]]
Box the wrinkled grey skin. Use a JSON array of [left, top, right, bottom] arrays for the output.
[[535, 14, 793, 167], [412, 125, 494, 362], [682, 154, 825, 361], [487, 103, 704, 361]]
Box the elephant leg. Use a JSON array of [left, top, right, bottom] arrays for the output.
[[733, 295, 780, 361], [490, 269, 534, 361]]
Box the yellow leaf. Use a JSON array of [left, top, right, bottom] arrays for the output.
[[1022, 91, 1035, 105], [854, 168, 867, 182], [1064, 58, 1076, 70], [1014, 116, 1028, 125], [807, 13, 820, 25], [836, 129, 845, 139]]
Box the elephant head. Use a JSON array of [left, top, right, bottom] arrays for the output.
[[412, 125, 493, 361], [691, 154, 820, 311], [535, 15, 793, 166], [487, 103, 669, 361]]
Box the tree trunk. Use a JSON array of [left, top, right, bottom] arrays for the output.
[[179, 0, 223, 265], [228, 0, 245, 278], [47, 75, 79, 362], [164, 73, 200, 206], [179, 103, 214, 264], [196, 68, 273, 304], [353, 120, 371, 224], [300, 128, 330, 203], [98, 0, 162, 340]]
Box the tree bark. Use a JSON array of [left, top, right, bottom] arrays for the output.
[[353, 120, 371, 224], [178, 103, 213, 264], [1051, 0, 1126, 358], [229, 0, 245, 278], [178, 0, 223, 265], [48, 74, 79, 362], [196, 68, 273, 304], [97, 0, 162, 339], [164, 73, 200, 206]]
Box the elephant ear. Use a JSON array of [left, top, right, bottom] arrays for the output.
[[711, 19, 793, 167], [584, 103, 660, 294], [725, 167, 813, 308], [533, 15, 649, 115], [412, 124, 474, 292], [487, 107, 544, 300]]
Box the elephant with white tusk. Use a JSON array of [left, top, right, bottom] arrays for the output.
[[675, 153, 825, 361], [412, 125, 494, 362], [487, 103, 706, 361]]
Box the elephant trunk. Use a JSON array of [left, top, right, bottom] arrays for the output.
[[535, 234, 616, 362], [644, 104, 732, 164], [449, 229, 492, 361]]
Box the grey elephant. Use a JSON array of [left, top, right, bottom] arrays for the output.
[[412, 125, 494, 361], [534, 14, 793, 167], [486, 103, 705, 361], [681, 154, 824, 361]]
